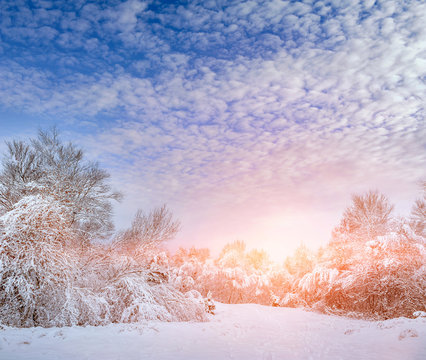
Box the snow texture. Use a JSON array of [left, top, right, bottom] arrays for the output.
[[0, 303, 424, 360]]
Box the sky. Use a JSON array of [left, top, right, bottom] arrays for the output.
[[0, 0, 425, 260]]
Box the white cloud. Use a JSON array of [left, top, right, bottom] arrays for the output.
[[104, 0, 147, 33], [0, 0, 425, 255]]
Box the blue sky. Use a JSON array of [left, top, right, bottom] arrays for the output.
[[0, 0, 425, 259]]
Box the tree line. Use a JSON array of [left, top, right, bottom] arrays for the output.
[[0, 128, 424, 327]]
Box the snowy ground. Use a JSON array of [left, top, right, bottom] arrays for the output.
[[1, 303, 425, 360]]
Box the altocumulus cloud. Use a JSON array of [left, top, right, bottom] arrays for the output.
[[0, 0, 425, 256]]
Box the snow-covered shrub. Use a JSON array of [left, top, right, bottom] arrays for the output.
[[278, 292, 307, 308], [0, 195, 80, 327], [314, 232, 426, 319], [210, 241, 277, 304], [110, 215, 207, 322], [348, 234, 423, 318], [284, 192, 425, 319], [87, 251, 206, 323], [0, 196, 207, 327], [268, 267, 293, 306], [296, 267, 339, 305], [168, 242, 284, 305], [284, 243, 315, 277]]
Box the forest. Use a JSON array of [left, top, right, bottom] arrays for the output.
[[0, 129, 425, 328]]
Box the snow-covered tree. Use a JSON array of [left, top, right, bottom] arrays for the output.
[[410, 181, 426, 238], [114, 205, 180, 259], [246, 249, 271, 271], [289, 220, 426, 319], [173, 246, 210, 266], [326, 232, 426, 319], [0, 128, 122, 243], [333, 191, 394, 243], [170, 241, 279, 305], [284, 243, 315, 277], [216, 240, 246, 268]]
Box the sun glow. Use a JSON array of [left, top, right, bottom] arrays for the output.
[[175, 208, 337, 263]]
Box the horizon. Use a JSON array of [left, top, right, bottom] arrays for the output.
[[0, 0, 425, 261]]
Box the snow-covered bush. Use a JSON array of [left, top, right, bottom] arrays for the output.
[[296, 267, 339, 305], [330, 233, 425, 319], [91, 251, 206, 323], [294, 230, 426, 319], [284, 243, 315, 277], [268, 267, 293, 304], [0, 196, 206, 327], [0, 195, 80, 327], [278, 292, 307, 308], [105, 208, 206, 323], [278, 191, 425, 319], [169, 242, 287, 306]]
